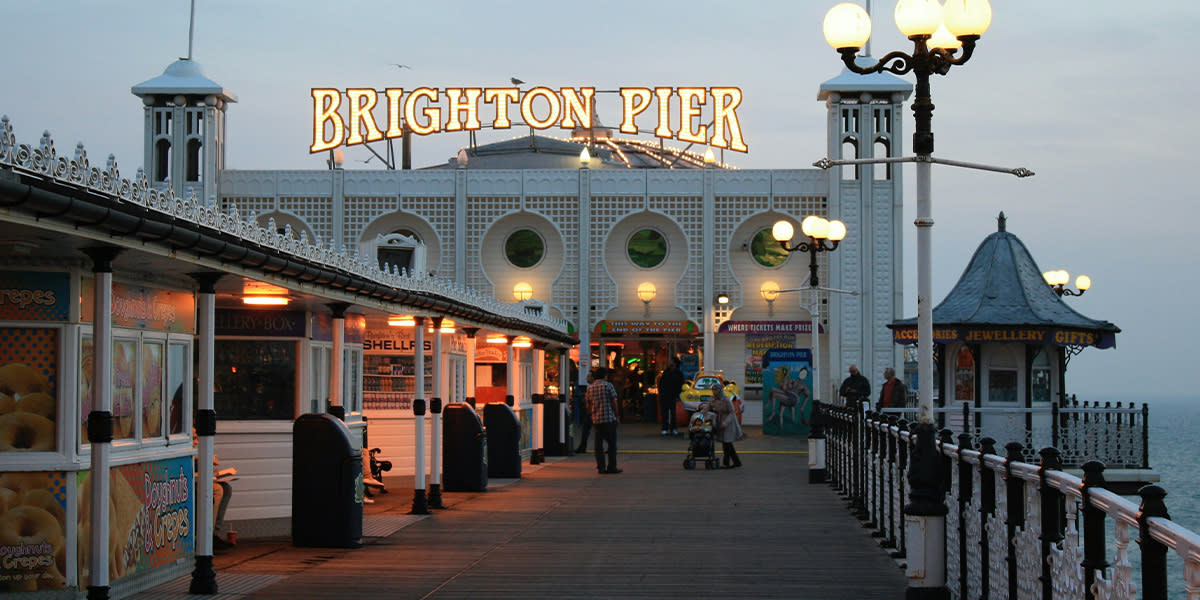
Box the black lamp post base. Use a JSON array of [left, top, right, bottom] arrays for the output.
[[189, 554, 218, 594]]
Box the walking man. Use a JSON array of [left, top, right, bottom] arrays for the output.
[[586, 367, 622, 474], [657, 356, 685, 436]]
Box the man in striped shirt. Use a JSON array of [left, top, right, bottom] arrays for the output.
[[586, 367, 622, 474]]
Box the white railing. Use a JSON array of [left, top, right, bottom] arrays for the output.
[[817, 402, 1200, 600]]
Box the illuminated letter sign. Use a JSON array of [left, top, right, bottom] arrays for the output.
[[311, 86, 748, 153]]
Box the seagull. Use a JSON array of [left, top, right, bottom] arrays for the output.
[[510, 77, 525, 86], [391, 63, 412, 70]]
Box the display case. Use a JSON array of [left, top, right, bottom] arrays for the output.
[[363, 353, 431, 410]]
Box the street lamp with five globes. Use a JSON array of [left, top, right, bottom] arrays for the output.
[[771, 216, 847, 288]]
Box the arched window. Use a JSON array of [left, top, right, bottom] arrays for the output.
[[185, 138, 202, 182], [154, 139, 171, 182]]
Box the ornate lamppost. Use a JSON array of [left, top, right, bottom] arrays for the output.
[[772, 216, 846, 288], [1044, 269, 1091, 296], [822, 2, 994, 598]]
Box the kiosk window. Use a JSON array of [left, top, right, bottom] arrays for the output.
[[214, 340, 297, 420]]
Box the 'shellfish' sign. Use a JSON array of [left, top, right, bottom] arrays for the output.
[[311, 86, 748, 153]]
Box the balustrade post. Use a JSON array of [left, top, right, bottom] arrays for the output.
[[957, 433, 974, 600], [1004, 441, 1025, 600], [904, 421, 949, 599], [1137, 485, 1169, 600], [1051, 401, 1060, 450], [809, 400, 827, 483], [978, 437, 997, 597], [1080, 460, 1109, 600], [1141, 403, 1150, 469], [853, 405, 867, 518], [1038, 447, 1064, 600]]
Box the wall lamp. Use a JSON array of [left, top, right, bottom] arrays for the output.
[[760, 280, 780, 310], [579, 147, 591, 168], [513, 281, 534, 301], [512, 336, 533, 348], [387, 314, 416, 327], [1043, 269, 1091, 297], [486, 333, 509, 344], [636, 282, 657, 316], [772, 216, 847, 288], [716, 293, 730, 305]]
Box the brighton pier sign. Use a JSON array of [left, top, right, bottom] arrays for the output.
[[310, 86, 748, 153]]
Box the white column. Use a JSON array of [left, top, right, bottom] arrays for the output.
[[532, 344, 545, 462], [577, 163, 591, 385], [916, 161, 933, 423], [429, 317, 444, 508], [505, 341, 515, 406], [86, 251, 116, 598], [464, 328, 478, 403], [329, 303, 347, 418], [702, 165, 716, 363], [411, 317, 428, 513]]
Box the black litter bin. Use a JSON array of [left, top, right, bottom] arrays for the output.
[[292, 413, 363, 548], [483, 402, 522, 478], [542, 394, 569, 456], [443, 403, 488, 492]]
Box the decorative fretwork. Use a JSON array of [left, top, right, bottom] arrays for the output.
[[0, 117, 569, 336], [1013, 479, 1042, 600], [946, 459, 961, 598], [1049, 500, 1085, 600], [986, 470, 1010, 600], [1092, 520, 1136, 600]]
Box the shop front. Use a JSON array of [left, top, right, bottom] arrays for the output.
[[1, 269, 198, 596]]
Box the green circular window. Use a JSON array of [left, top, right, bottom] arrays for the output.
[[504, 229, 545, 268], [751, 229, 789, 267], [627, 229, 667, 268]]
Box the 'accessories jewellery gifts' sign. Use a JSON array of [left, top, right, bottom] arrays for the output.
[[311, 87, 748, 153]]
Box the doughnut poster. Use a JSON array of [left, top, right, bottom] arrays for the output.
[[77, 457, 194, 585], [0, 471, 68, 592], [0, 328, 59, 452]]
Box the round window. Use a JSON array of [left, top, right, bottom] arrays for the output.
[[505, 229, 545, 268], [750, 228, 789, 267], [627, 229, 667, 268]]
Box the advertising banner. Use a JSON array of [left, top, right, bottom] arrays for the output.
[[0, 327, 59, 452], [0, 271, 70, 322], [77, 456, 194, 585], [82, 279, 195, 333], [0, 471, 68, 592], [761, 348, 812, 436], [744, 333, 794, 385]]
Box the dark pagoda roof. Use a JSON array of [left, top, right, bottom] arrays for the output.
[[890, 213, 1120, 349]]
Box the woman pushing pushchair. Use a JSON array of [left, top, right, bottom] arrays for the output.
[[707, 382, 743, 468]]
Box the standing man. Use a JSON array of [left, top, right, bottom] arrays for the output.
[[586, 367, 622, 474], [657, 356, 685, 436], [839, 364, 871, 407], [877, 367, 908, 410]]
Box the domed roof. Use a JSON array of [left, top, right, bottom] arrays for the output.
[[131, 58, 237, 102], [891, 213, 1119, 348]]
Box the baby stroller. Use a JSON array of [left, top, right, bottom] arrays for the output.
[[682, 405, 720, 470]]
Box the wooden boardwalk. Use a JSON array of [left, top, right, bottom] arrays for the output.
[[139, 424, 906, 599]]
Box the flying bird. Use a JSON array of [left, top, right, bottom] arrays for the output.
[[510, 77, 525, 86], [391, 63, 412, 70]]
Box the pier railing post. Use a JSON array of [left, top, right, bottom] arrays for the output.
[[978, 437, 997, 596], [1080, 460, 1109, 600], [904, 421, 950, 600], [1038, 447, 1064, 600], [1004, 441, 1025, 600], [853, 404, 867, 518], [1137, 484, 1169, 600]]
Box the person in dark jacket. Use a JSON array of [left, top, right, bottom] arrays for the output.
[[877, 367, 908, 410], [657, 356, 685, 436], [839, 364, 871, 407]]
